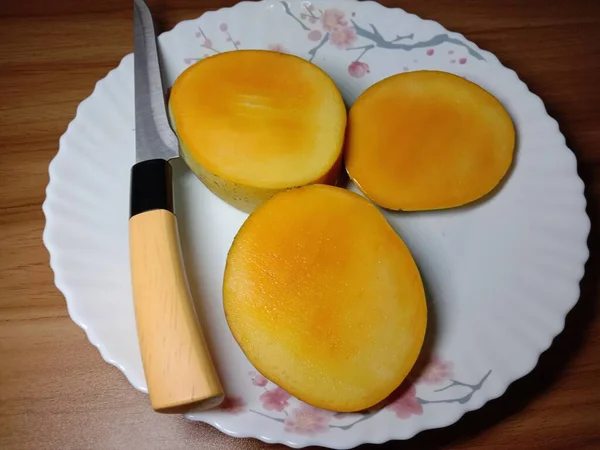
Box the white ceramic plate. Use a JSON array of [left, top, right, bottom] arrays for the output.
[[43, 0, 590, 448]]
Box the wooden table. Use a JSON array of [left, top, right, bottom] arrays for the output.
[[1, 0, 598, 448]]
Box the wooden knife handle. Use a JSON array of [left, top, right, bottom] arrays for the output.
[[129, 159, 223, 413]]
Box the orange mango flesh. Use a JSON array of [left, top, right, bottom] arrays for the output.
[[223, 185, 427, 412], [169, 50, 346, 212], [345, 70, 515, 211]]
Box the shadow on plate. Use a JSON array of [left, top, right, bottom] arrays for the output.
[[169, 158, 234, 387]]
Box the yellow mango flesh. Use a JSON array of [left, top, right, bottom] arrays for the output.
[[345, 70, 515, 211], [223, 185, 427, 412], [169, 50, 346, 213]]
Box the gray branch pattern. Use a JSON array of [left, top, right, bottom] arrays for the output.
[[329, 409, 383, 431], [308, 33, 329, 62], [418, 370, 492, 405], [249, 409, 285, 423], [351, 20, 485, 61], [281, 1, 310, 31]]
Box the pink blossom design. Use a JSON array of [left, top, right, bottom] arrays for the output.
[[284, 403, 333, 435], [348, 61, 370, 78], [450, 59, 456, 64], [387, 385, 423, 419], [202, 38, 213, 48], [220, 396, 246, 414], [268, 43, 288, 53], [183, 58, 194, 65], [321, 8, 347, 31], [426, 48, 435, 56], [308, 30, 323, 41], [308, 16, 317, 24], [249, 371, 268, 387], [329, 26, 357, 49], [259, 387, 291, 412], [459, 57, 467, 64], [219, 23, 228, 32], [194, 31, 202, 38], [420, 356, 454, 384]]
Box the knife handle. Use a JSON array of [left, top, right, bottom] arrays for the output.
[[129, 159, 224, 413]]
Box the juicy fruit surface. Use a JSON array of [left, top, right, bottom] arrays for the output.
[[346, 70, 515, 211], [223, 185, 427, 412], [169, 50, 346, 190]]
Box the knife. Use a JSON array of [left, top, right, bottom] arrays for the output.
[[130, 0, 223, 413]]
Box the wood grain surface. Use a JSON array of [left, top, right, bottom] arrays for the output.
[[1, 1, 599, 449]]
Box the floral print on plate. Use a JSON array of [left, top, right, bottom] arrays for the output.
[[184, 1, 485, 78], [220, 356, 491, 436]]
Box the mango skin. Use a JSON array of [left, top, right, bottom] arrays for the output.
[[223, 185, 427, 412], [168, 51, 346, 213], [175, 129, 342, 213]]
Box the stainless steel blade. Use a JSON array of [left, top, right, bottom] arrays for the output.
[[134, 0, 178, 162]]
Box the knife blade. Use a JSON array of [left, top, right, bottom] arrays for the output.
[[134, 0, 178, 162], [130, 0, 224, 413]]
